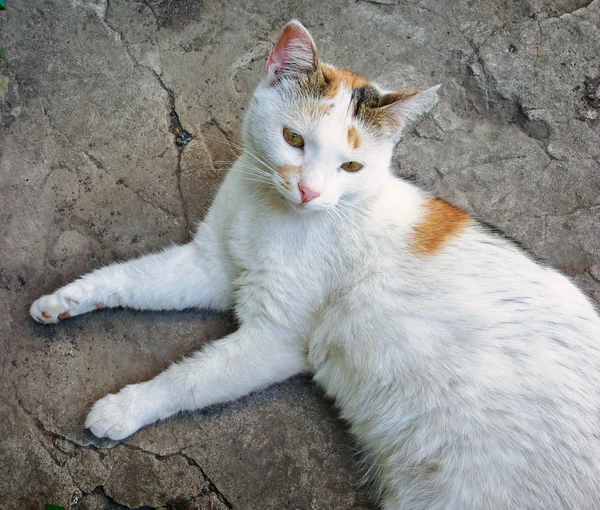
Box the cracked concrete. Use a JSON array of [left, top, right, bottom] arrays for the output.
[[1, 0, 599, 508]]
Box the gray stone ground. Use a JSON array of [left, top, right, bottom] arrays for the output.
[[0, 0, 598, 508]]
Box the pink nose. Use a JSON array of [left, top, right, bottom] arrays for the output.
[[298, 182, 321, 203]]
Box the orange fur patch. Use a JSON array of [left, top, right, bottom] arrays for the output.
[[347, 125, 360, 149], [307, 102, 334, 118], [277, 164, 301, 190], [411, 198, 471, 256], [321, 64, 370, 98]]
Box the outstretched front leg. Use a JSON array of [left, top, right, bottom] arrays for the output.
[[30, 224, 232, 323], [86, 324, 307, 440]]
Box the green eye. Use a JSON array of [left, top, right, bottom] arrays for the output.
[[341, 161, 363, 172], [283, 127, 305, 149]]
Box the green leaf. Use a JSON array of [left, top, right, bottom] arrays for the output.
[[45, 505, 66, 510], [0, 0, 6, 10]]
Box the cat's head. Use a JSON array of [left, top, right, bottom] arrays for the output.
[[243, 20, 439, 212]]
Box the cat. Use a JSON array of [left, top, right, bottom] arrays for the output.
[[30, 20, 600, 510]]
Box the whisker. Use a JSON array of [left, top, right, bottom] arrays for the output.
[[193, 132, 278, 173], [339, 199, 368, 217], [239, 176, 276, 187], [232, 167, 274, 180], [236, 174, 274, 185]]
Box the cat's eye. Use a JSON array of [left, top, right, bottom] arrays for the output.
[[283, 127, 305, 149], [341, 161, 364, 173]]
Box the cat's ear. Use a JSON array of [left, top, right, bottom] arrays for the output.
[[377, 85, 441, 134], [265, 20, 319, 85]]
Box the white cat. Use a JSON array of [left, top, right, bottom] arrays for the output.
[[31, 21, 600, 509]]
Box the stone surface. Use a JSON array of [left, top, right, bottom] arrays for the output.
[[1, 0, 598, 508]]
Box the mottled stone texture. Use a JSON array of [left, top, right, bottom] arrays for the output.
[[0, 0, 598, 508]]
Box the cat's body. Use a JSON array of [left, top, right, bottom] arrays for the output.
[[30, 21, 600, 509]]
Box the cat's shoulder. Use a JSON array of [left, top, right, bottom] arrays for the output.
[[370, 177, 476, 257]]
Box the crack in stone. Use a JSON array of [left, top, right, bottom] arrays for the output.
[[175, 149, 192, 239], [81, 485, 131, 509], [151, 69, 175, 105], [148, 64, 192, 240], [73, 0, 196, 239], [445, 155, 528, 173], [209, 116, 234, 145], [138, 0, 160, 27], [100, 0, 192, 238], [16, 393, 89, 448], [534, 19, 543, 87], [79, 150, 182, 219], [548, 0, 595, 18], [356, 0, 396, 6], [119, 442, 233, 509], [15, 396, 86, 502], [531, 203, 599, 219], [180, 452, 233, 509], [43, 100, 182, 221], [402, 1, 501, 112], [16, 395, 230, 509]]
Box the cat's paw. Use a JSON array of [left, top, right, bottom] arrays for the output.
[[30, 284, 96, 324], [30, 293, 73, 324], [85, 388, 143, 440]]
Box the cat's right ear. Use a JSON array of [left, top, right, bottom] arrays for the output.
[[265, 21, 319, 86]]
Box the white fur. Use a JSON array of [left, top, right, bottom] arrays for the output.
[[31, 22, 600, 509]]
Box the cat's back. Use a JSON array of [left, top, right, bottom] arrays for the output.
[[357, 177, 599, 344], [311, 179, 600, 509]]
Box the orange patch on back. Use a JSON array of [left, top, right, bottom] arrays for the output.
[[411, 197, 471, 256], [347, 125, 360, 149]]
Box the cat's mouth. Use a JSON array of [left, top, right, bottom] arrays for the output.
[[278, 192, 328, 213], [290, 198, 337, 213]]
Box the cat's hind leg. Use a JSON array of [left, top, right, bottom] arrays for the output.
[[85, 324, 307, 440], [30, 228, 232, 323]]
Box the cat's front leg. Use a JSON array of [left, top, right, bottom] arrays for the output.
[[30, 228, 232, 323], [85, 325, 307, 440]]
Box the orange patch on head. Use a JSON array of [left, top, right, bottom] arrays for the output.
[[307, 102, 334, 118], [277, 164, 301, 190], [411, 197, 471, 256], [347, 125, 360, 149], [320, 64, 370, 98]]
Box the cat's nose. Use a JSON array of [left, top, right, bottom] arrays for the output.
[[298, 182, 321, 203]]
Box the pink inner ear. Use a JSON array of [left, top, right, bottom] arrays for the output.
[[266, 23, 316, 82]]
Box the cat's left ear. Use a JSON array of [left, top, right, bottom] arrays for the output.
[[377, 85, 441, 134], [265, 20, 319, 85]]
